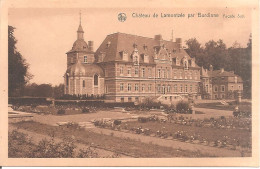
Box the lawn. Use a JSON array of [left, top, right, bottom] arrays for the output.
[[10, 121, 213, 158]]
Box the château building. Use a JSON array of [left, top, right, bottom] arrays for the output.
[[64, 20, 243, 102], [200, 65, 243, 99]]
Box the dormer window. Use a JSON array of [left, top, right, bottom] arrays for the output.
[[84, 56, 87, 63], [176, 57, 180, 66], [106, 41, 111, 48], [143, 44, 148, 50], [144, 54, 149, 63], [123, 53, 128, 61], [133, 43, 138, 48], [133, 55, 138, 65], [120, 51, 128, 61]]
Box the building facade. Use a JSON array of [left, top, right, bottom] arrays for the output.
[[64, 23, 104, 96], [200, 65, 243, 99], [64, 21, 242, 102]]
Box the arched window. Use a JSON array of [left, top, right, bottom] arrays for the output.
[[82, 80, 85, 88], [94, 74, 98, 86]]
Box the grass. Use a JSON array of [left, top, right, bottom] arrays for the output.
[[11, 121, 214, 157]]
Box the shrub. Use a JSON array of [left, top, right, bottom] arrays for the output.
[[82, 107, 90, 113], [176, 101, 191, 114], [77, 147, 98, 158], [113, 120, 122, 125], [138, 117, 148, 123], [57, 109, 65, 115]]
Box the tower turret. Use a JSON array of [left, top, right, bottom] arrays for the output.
[[77, 12, 84, 40]]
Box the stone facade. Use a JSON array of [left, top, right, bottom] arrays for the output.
[[200, 66, 243, 100], [64, 21, 243, 102]]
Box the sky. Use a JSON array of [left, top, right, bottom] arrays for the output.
[[8, 8, 251, 85]]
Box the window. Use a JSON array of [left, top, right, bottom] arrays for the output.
[[128, 97, 132, 102], [70, 57, 74, 64], [179, 71, 182, 79], [185, 85, 188, 93], [167, 69, 170, 78], [135, 67, 138, 75], [174, 84, 177, 93], [84, 56, 87, 63], [128, 84, 132, 92], [157, 85, 161, 93], [195, 85, 198, 92], [184, 71, 187, 79], [206, 85, 208, 93], [94, 75, 98, 86], [162, 69, 166, 78], [190, 85, 192, 92], [82, 80, 85, 88], [121, 97, 124, 102], [180, 85, 183, 93], [134, 55, 138, 64], [221, 94, 225, 99], [144, 55, 149, 63], [127, 67, 131, 76], [142, 68, 145, 77], [105, 85, 108, 93], [123, 53, 128, 61], [189, 71, 192, 79], [120, 83, 124, 91], [214, 95, 218, 99], [162, 86, 166, 94], [173, 71, 177, 79], [184, 61, 188, 69], [214, 86, 218, 92], [135, 84, 139, 91], [120, 66, 123, 75], [141, 84, 145, 92], [148, 68, 152, 77], [135, 97, 139, 101], [167, 85, 171, 93], [195, 71, 197, 80], [158, 69, 161, 78], [148, 84, 152, 92], [221, 85, 225, 92]]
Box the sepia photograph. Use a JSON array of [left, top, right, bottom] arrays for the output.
[[0, 0, 259, 167]]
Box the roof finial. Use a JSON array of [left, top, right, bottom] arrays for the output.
[[79, 10, 81, 25]]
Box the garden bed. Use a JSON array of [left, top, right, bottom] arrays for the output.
[[11, 121, 213, 157]]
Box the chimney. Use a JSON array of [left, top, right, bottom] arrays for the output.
[[220, 68, 224, 73], [88, 41, 94, 52], [175, 38, 182, 50], [209, 65, 213, 71], [154, 34, 162, 41]]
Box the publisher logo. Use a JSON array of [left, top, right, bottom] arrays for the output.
[[118, 13, 127, 22]]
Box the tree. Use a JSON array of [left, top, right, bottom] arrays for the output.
[[185, 38, 206, 67], [8, 26, 32, 96]]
